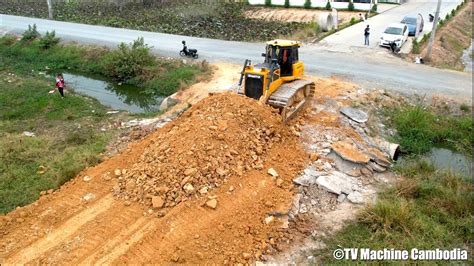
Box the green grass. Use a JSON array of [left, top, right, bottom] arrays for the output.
[[387, 105, 473, 155], [318, 158, 473, 263], [0, 71, 115, 214]]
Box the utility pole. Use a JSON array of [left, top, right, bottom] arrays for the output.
[[426, 0, 442, 61], [46, 0, 53, 19]]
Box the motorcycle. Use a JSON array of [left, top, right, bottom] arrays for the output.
[[179, 41, 198, 59]]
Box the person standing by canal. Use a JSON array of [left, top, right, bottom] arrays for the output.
[[55, 73, 65, 98], [364, 25, 370, 46]]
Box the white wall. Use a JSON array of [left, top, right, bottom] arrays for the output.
[[248, 0, 376, 11]]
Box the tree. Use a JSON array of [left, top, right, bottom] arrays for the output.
[[265, 0, 272, 7], [46, 0, 53, 19], [348, 1, 354, 11], [284, 0, 290, 8], [325, 1, 331, 10], [304, 0, 311, 9]]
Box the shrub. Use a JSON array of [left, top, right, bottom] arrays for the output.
[[325, 1, 331, 10], [371, 4, 377, 13], [445, 13, 450, 21], [451, 9, 456, 17], [460, 103, 470, 112], [101, 37, 154, 82], [21, 24, 40, 42], [348, 2, 355, 11], [304, 0, 311, 9], [439, 19, 444, 26], [350, 17, 357, 25], [411, 38, 420, 54], [265, 0, 272, 6], [39, 31, 60, 49], [284, 0, 290, 8]]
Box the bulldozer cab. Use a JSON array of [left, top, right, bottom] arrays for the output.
[[263, 40, 300, 77]]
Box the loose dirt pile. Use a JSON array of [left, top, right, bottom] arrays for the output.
[[115, 92, 301, 210]]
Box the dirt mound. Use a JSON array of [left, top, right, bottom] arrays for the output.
[[115, 92, 298, 209]]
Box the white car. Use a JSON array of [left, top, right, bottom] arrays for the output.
[[379, 23, 409, 48]]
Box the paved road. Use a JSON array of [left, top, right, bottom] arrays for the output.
[[0, 13, 471, 99], [321, 0, 463, 51]]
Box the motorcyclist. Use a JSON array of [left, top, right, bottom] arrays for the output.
[[182, 41, 188, 55]]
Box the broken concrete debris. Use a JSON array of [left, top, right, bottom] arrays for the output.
[[347, 191, 364, 204], [267, 168, 279, 177], [331, 141, 370, 164], [340, 106, 368, 123], [315, 171, 353, 195]]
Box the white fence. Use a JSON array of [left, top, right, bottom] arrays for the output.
[[248, 0, 380, 11]]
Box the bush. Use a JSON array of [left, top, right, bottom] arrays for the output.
[[451, 9, 456, 17], [21, 24, 40, 42], [284, 0, 290, 8], [350, 17, 357, 25], [348, 2, 354, 11], [304, 0, 311, 9], [371, 4, 377, 13], [101, 37, 154, 82], [265, 0, 272, 6], [39, 31, 60, 49], [411, 38, 420, 54], [445, 13, 450, 21], [325, 1, 331, 10]]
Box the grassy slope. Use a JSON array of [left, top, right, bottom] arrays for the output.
[[420, 1, 472, 70], [319, 160, 473, 263], [0, 71, 114, 214]]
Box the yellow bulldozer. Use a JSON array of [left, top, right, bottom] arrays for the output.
[[237, 39, 315, 123]]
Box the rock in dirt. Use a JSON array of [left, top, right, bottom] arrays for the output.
[[267, 168, 279, 177], [276, 178, 284, 187], [293, 167, 325, 186], [152, 196, 164, 208], [199, 186, 208, 195], [114, 169, 122, 177], [82, 193, 95, 202], [332, 141, 370, 164], [205, 199, 218, 209], [346, 168, 362, 177], [264, 215, 274, 225], [83, 175, 92, 182], [183, 183, 195, 194], [368, 161, 386, 173], [340, 106, 368, 123], [337, 193, 346, 203], [309, 152, 319, 161], [347, 191, 364, 204], [361, 167, 373, 177], [316, 171, 354, 195]]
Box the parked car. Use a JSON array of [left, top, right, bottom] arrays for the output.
[[401, 14, 424, 36], [379, 23, 409, 48]]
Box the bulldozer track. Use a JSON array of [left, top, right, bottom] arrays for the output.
[[268, 79, 316, 123]]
